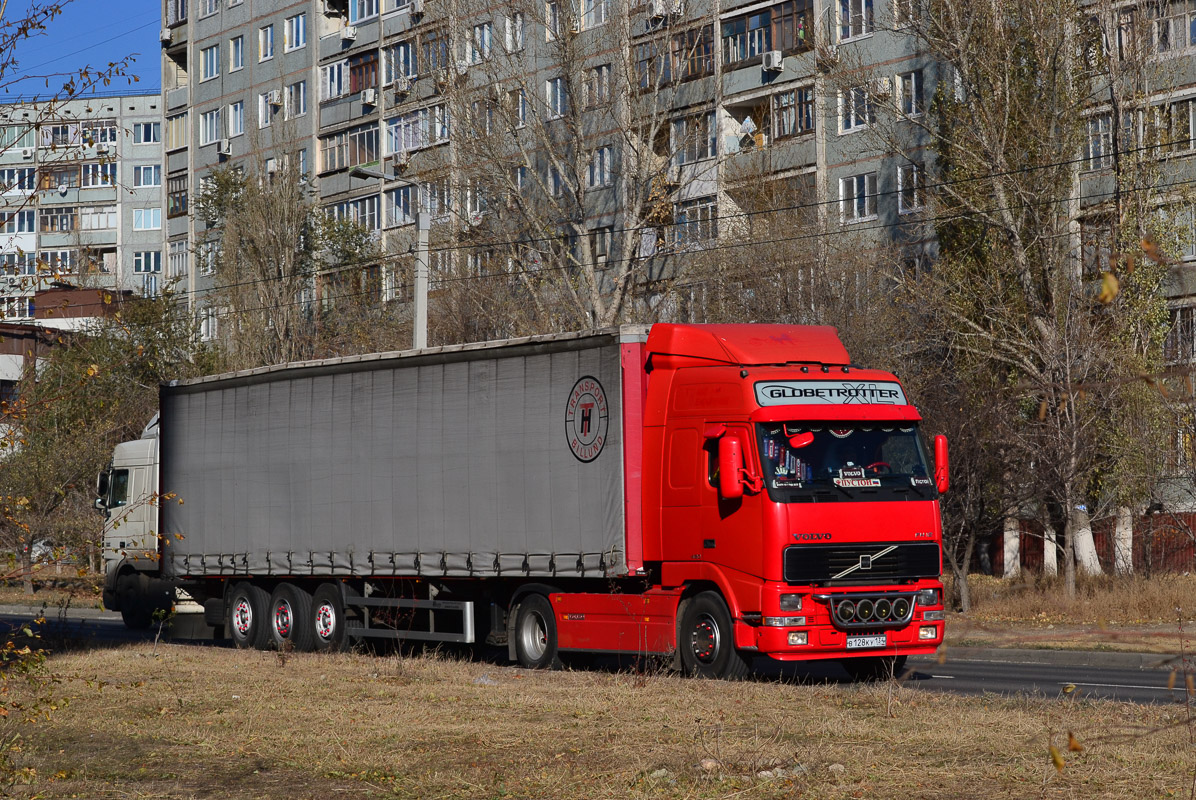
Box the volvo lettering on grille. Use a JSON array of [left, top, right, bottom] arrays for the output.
[[831, 545, 898, 581]]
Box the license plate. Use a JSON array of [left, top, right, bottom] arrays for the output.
[[845, 634, 887, 650]]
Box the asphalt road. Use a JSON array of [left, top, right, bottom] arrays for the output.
[[1, 608, 1189, 705]]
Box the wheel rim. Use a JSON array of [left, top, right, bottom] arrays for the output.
[[689, 613, 720, 665], [232, 598, 253, 637], [273, 598, 293, 639], [314, 601, 336, 641], [518, 609, 548, 662]]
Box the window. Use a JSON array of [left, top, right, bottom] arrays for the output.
[[79, 205, 116, 230], [200, 0, 218, 16], [168, 240, 188, 278], [550, 166, 564, 197], [200, 108, 222, 145], [42, 122, 79, 148], [635, 39, 670, 89], [840, 172, 877, 222], [675, 196, 717, 244], [1154, 99, 1196, 151], [470, 99, 495, 135], [259, 92, 275, 127], [469, 22, 493, 63], [583, 64, 611, 108], [133, 122, 161, 144], [228, 101, 244, 137], [773, 86, 814, 138], [166, 113, 188, 151], [386, 105, 451, 151], [1, 210, 35, 233], [546, 76, 567, 118], [583, 0, 609, 28], [465, 180, 487, 216], [1152, 2, 1194, 54], [1166, 302, 1196, 362], [672, 26, 714, 80], [722, 0, 812, 66], [201, 44, 220, 80], [840, 0, 873, 40], [297, 148, 308, 178], [588, 146, 613, 187], [898, 70, 923, 116], [320, 122, 380, 171], [350, 0, 379, 23], [0, 251, 36, 274], [388, 184, 417, 226], [510, 89, 528, 127], [1085, 113, 1113, 169], [384, 42, 415, 82], [259, 25, 274, 60], [840, 86, 875, 132], [84, 119, 118, 144], [286, 81, 307, 119], [328, 195, 380, 230], [545, 0, 560, 40], [673, 111, 716, 164], [133, 208, 162, 230], [894, 0, 916, 26], [285, 13, 306, 50], [200, 307, 218, 341], [41, 165, 79, 190], [505, 13, 525, 51], [168, 175, 188, 218], [134, 164, 162, 187], [198, 241, 217, 276], [0, 168, 34, 192], [134, 251, 162, 273], [348, 51, 379, 93], [0, 125, 35, 149], [898, 162, 923, 213], [323, 61, 346, 99], [229, 35, 244, 71], [590, 227, 612, 263], [38, 250, 75, 272], [420, 29, 450, 73]]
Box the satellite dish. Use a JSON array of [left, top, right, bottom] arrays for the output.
[[739, 117, 757, 137], [57, 184, 68, 195]]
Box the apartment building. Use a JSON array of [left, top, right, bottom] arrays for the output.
[[161, 0, 934, 333], [0, 93, 166, 323]]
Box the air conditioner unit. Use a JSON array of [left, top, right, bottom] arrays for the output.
[[160, 27, 173, 44], [671, 0, 685, 13], [95, 143, 110, 155], [342, 25, 358, 41], [872, 76, 892, 98], [218, 138, 232, 156], [394, 75, 413, 96], [266, 160, 279, 174], [569, 20, 580, 35], [762, 50, 784, 71], [361, 88, 378, 106], [20, 147, 33, 159], [391, 150, 410, 169], [488, 82, 505, 101], [268, 89, 282, 106], [649, 0, 668, 18], [410, 0, 425, 15], [665, 162, 679, 185]]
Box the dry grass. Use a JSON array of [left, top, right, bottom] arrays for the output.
[[0, 572, 103, 610], [2, 644, 1190, 799]]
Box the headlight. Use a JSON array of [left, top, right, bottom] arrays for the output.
[[916, 588, 941, 607], [764, 616, 806, 627], [779, 593, 803, 611]]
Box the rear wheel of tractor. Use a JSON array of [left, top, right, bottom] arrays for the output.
[[269, 583, 315, 652], [678, 592, 750, 680], [513, 594, 561, 670], [842, 655, 908, 682], [227, 582, 271, 650], [310, 583, 347, 653]]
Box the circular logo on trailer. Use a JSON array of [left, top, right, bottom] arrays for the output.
[[565, 376, 609, 463]]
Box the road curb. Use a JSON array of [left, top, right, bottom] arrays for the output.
[[919, 646, 1185, 671]]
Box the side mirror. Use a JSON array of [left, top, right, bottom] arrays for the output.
[[718, 436, 745, 500], [934, 435, 949, 494]]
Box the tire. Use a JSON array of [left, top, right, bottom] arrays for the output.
[[269, 583, 315, 652], [842, 655, 908, 682], [116, 572, 171, 630], [310, 583, 347, 653], [227, 582, 271, 650], [678, 591, 750, 680], [513, 594, 561, 670]]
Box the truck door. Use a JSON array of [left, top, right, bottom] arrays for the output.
[[701, 423, 765, 574], [661, 425, 703, 561]]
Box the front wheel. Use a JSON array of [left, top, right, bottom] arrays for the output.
[[842, 655, 908, 682], [513, 594, 561, 669], [678, 592, 750, 680]]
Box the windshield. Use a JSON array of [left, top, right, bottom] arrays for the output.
[[756, 422, 935, 502]]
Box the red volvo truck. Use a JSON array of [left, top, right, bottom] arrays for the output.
[[97, 323, 947, 679]]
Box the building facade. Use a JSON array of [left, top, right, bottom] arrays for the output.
[[0, 93, 166, 322]]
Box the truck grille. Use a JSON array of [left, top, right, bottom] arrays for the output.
[[783, 542, 940, 585]]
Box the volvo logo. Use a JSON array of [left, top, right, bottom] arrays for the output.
[[793, 532, 832, 541], [831, 545, 898, 581]]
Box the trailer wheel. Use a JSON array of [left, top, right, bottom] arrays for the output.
[[310, 583, 347, 652], [513, 594, 561, 670], [678, 592, 750, 680], [842, 655, 907, 682], [227, 582, 271, 650], [269, 583, 315, 652]]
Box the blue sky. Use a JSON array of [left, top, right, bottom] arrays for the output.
[[6, 0, 161, 99]]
